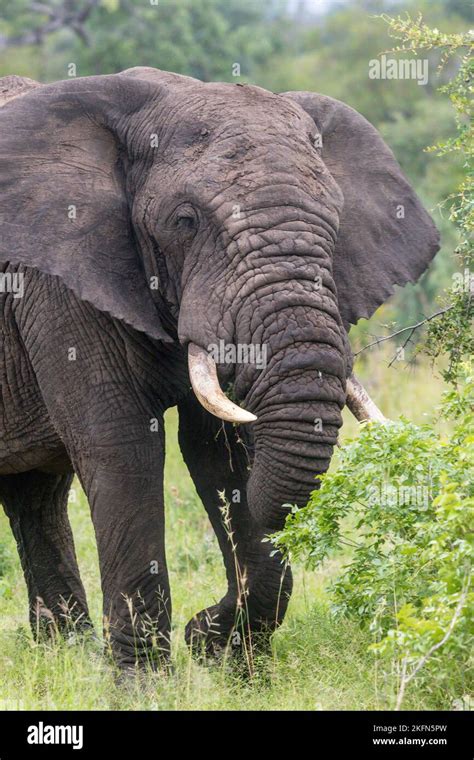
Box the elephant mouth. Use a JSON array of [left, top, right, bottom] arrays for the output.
[[187, 341, 386, 425]]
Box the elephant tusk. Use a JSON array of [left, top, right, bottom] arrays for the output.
[[187, 342, 257, 424], [346, 373, 387, 423]]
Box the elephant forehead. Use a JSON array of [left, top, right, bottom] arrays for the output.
[[158, 81, 316, 150], [133, 81, 328, 198]]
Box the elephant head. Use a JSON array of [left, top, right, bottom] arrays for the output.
[[0, 68, 439, 530]]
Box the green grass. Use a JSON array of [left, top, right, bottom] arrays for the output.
[[0, 353, 452, 710]]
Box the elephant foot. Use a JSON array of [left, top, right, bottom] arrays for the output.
[[30, 595, 94, 643], [112, 657, 174, 689], [185, 601, 274, 672], [185, 603, 236, 660], [105, 632, 172, 676]]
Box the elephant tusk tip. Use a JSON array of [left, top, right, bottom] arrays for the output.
[[237, 409, 258, 423]]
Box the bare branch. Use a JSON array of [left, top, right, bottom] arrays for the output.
[[354, 307, 453, 358], [0, 0, 100, 51]]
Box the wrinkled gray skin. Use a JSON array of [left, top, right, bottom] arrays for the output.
[[0, 69, 439, 667]]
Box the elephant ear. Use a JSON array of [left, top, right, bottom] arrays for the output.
[[0, 74, 172, 342], [282, 91, 440, 327]]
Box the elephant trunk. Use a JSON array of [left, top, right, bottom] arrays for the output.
[[244, 341, 346, 529], [187, 345, 385, 427], [186, 218, 385, 528]]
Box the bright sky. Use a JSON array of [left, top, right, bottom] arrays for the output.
[[287, 0, 347, 14]]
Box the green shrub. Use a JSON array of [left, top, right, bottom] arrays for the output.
[[273, 14, 474, 706], [273, 366, 473, 700]]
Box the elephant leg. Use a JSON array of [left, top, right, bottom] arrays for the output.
[[12, 283, 175, 669], [75, 421, 170, 670], [178, 395, 291, 662], [0, 470, 91, 637]]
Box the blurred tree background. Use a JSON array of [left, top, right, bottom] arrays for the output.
[[0, 0, 470, 352]]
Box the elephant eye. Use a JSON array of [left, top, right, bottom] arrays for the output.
[[172, 205, 199, 241], [176, 214, 197, 231]]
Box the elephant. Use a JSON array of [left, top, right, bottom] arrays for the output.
[[0, 68, 439, 668]]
